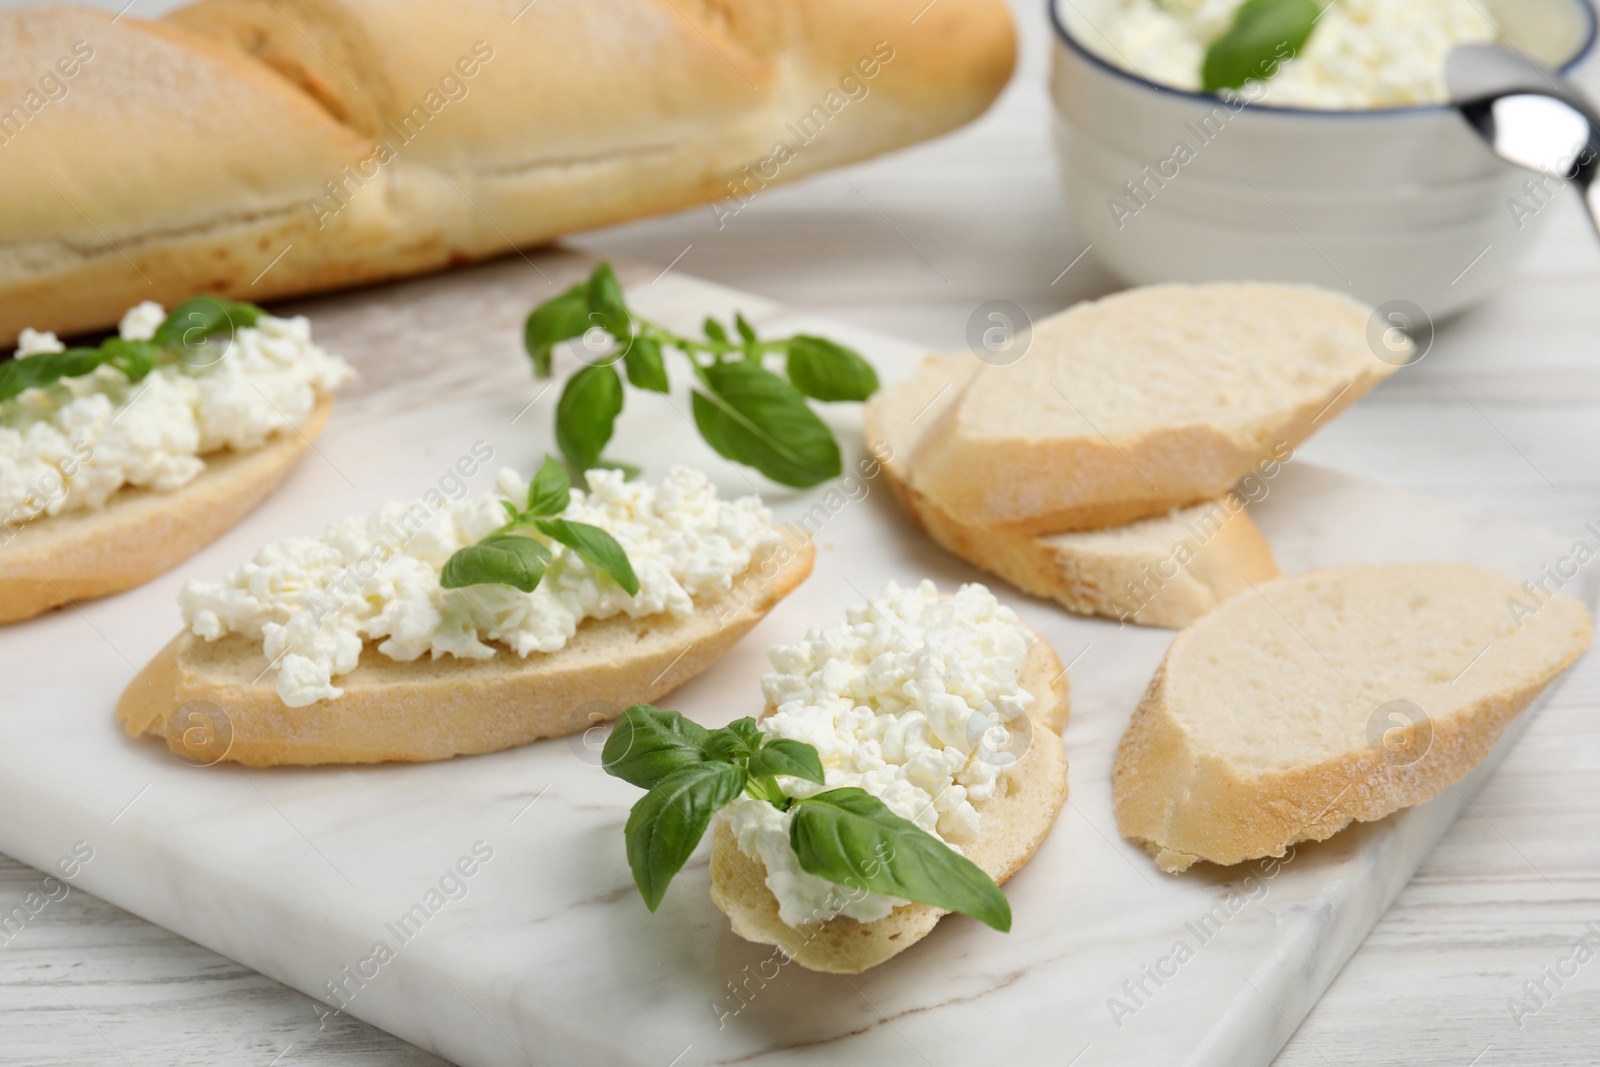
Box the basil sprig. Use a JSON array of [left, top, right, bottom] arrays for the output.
[[600, 705, 1011, 931], [0, 296, 263, 404], [525, 263, 879, 488], [440, 456, 639, 596], [1201, 0, 1319, 95]]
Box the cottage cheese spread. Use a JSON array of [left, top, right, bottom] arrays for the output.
[[1081, 0, 1499, 109], [1, 302, 350, 530], [722, 580, 1037, 927], [180, 466, 782, 707]]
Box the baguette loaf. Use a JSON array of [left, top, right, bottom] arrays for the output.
[[908, 285, 1402, 536], [708, 634, 1068, 974], [1, 0, 1016, 345], [865, 355, 1280, 628], [117, 537, 814, 766], [1114, 563, 1593, 874], [0, 393, 332, 623], [0, 8, 395, 347]]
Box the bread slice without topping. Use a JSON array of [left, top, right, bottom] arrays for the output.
[[708, 633, 1068, 974], [907, 284, 1402, 536], [865, 355, 1280, 628], [0, 393, 333, 624], [1114, 563, 1593, 874], [117, 536, 814, 766]]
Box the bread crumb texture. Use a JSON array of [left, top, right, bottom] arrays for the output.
[[1114, 563, 1592, 873]]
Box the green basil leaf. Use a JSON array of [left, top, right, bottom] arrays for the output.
[[524, 283, 589, 378], [154, 296, 263, 348], [1201, 0, 1318, 94], [231, 300, 266, 329], [622, 334, 669, 393], [748, 738, 825, 785], [439, 534, 551, 593], [705, 717, 762, 763], [556, 362, 623, 472], [734, 312, 758, 345], [0, 347, 105, 404], [726, 717, 763, 751], [790, 787, 1011, 932], [1, 294, 265, 405], [525, 455, 571, 517], [691, 362, 841, 488], [624, 762, 746, 911], [586, 263, 631, 341], [533, 517, 640, 596], [785, 336, 880, 402], [602, 704, 714, 790], [500, 499, 520, 522], [703, 317, 728, 345], [101, 338, 161, 383]]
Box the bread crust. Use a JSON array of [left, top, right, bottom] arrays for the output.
[[864, 355, 1281, 628], [708, 635, 1068, 974], [117, 537, 814, 766], [0, 8, 412, 344], [1113, 564, 1594, 873], [0, 393, 332, 624], [1, 0, 1016, 345]]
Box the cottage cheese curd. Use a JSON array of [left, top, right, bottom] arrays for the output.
[[722, 580, 1037, 927], [180, 466, 782, 707], [1082, 0, 1499, 109], [1, 302, 350, 530]]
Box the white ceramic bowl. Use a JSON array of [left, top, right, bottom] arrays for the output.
[[1050, 0, 1597, 318]]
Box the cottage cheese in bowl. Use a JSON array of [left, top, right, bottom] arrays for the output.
[[1083, 0, 1500, 109], [1050, 0, 1596, 316]]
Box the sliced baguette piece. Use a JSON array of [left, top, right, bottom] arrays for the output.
[[908, 284, 1402, 536], [0, 393, 333, 624], [865, 355, 1280, 628], [117, 536, 814, 766], [708, 633, 1068, 974], [1114, 563, 1593, 874]]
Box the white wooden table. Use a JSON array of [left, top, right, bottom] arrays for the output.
[[4, 1, 1599, 1064]]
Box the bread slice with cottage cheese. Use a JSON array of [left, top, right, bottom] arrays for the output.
[[707, 631, 1068, 974], [0, 393, 333, 624], [906, 284, 1402, 536], [1114, 563, 1592, 874], [116, 534, 814, 766], [865, 355, 1280, 627]]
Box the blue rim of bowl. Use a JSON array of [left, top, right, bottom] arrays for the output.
[[1047, 0, 1599, 118]]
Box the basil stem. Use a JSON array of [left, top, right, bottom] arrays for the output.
[[523, 262, 876, 485]]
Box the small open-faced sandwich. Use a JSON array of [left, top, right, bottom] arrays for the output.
[[118, 460, 813, 765], [1, 298, 350, 621], [603, 580, 1068, 973]]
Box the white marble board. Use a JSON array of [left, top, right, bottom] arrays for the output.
[[1, 251, 1591, 1067]]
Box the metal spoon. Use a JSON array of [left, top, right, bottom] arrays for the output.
[[1448, 43, 1600, 237]]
